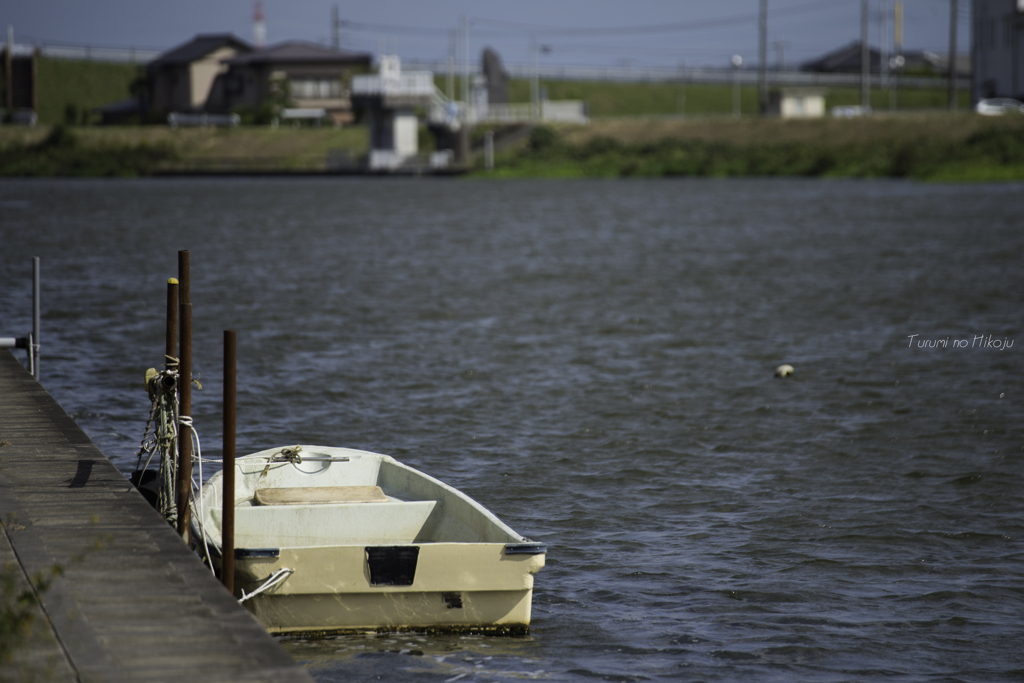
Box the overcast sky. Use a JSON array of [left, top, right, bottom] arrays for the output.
[[5, 0, 971, 69]]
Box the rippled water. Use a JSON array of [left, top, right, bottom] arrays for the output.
[[1, 177, 1022, 682]]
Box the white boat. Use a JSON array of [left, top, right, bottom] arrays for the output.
[[191, 445, 546, 634]]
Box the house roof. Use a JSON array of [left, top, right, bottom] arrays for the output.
[[223, 41, 372, 67], [801, 41, 881, 73], [801, 41, 971, 76], [150, 34, 252, 67]]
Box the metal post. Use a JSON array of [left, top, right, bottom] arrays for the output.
[[894, 1, 903, 110], [731, 55, 743, 118], [861, 0, 870, 111], [5, 26, 12, 112], [447, 30, 455, 100], [531, 36, 539, 120], [484, 130, 494, 170], [947, 0, 958, 110], [331, 4, 340, 51], [176, 250, 192, 540], [32, 256, 40, 380], [221, 330, 236, 593], [758, 0, 768, 114], [461, 15, 470, 114], [177, 302, 192, 540], [166, 278, 178, 360], [880, 0, 889, 97]]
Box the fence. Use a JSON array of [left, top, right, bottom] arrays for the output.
[[12, 41, 162, 64], [403, 59, 970, 91]]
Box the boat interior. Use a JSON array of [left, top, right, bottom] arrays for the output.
[[199, 446, 523, 549]]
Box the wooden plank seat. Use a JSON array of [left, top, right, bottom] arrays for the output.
[[255, 485, 389, 506]]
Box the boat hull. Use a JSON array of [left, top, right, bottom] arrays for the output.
[[192, 445, 546, 634], [234, 543, 544, 634]]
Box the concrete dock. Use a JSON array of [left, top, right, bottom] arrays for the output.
[[0, 350, 315, 683]]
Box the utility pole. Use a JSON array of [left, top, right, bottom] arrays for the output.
[[461, 15, 469, 112], [880, 0, 888, 91], [947, 0, 958, 109], [447, 29, 455, 100], [861, 0, 870, 111], [331, 4, 340, 50], [530, 36, 539, 120], [732, 54, 743, 118], [677, 61, 686, 117], [772, 40, 790, 70], [758, 0, 768, 114], [5, 26, 12, 112], [893, 1, 903, 110]]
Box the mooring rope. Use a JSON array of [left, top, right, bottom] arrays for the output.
[[133, 357, 181, 526], [180, 415, 215, 574], [133, 356, 211, 570], [239, 568, 294, 604]]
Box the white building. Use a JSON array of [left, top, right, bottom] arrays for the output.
[[973, 0, 1024, 100], [351, 56, 440, 170], [768, 89, 826, 119]]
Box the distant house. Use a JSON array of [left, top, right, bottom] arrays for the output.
[[802, 41, 882, 74], [148, 34, 253, 113], [973, 0, 1024, 100], [801, 41, 970, 77], [214, 41, 372, 124]]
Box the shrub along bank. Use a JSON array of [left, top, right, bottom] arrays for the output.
[[0, 125, 177, 176]]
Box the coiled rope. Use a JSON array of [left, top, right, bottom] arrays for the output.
[[133, 356, 209, 561], [133, 355, 182, 525]]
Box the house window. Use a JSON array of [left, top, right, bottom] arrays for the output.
[[290, 78, 343, 100]]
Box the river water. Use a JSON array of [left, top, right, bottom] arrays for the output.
[[1, 177, 1022, 682]]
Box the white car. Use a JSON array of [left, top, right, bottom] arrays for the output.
[[975, 98, 1024, 115]]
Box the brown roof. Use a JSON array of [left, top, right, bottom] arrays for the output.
[[150, 33, 252, 67], [224, 41, 371, 67]]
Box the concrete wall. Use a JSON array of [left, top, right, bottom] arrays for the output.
[[393, 111, 419, 156], [973, 0, 1024, 100]]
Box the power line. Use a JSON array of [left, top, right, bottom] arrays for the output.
[[469, 0, 849, 36], [341, 0, 851, 40]]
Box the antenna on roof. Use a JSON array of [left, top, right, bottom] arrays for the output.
[[253, 1, 266, 48]]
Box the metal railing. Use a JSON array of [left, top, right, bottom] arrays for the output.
[[403, 58, 971, 91], [38, 42, 161, 64], [352, 71, 438, 98], [0, 257, 41, 380], [168, 112, 241, 128]]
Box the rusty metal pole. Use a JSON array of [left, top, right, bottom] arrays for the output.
[[166, 278, 179, 360], [32, 257, 40, 380], [176, 251, 192, 540], [177, 303, 192, 539], [221, 330, 236, 593]]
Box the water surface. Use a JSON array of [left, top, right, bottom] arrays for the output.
[[1, 177, 1022, 682]]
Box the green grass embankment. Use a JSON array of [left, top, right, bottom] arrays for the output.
[[0, 125, 369, 176], [0, 125, 176, 176], [2, 112, 1022, 182], [502, 78, 972, 117], [478, 113, 1024, 181], [35, 57, 139, 125]]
